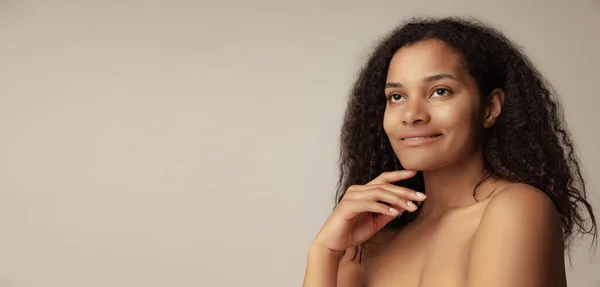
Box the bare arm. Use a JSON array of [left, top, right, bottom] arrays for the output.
[[302, 170, 424, 287], [302, 245, 343, 287], [466, 185, 566, 287], [303, 245, 363, 287]]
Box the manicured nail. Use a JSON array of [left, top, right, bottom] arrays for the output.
[[415, 192, 427, 199], [407, 201, 417, 210]]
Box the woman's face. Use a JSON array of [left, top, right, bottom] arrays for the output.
[[383, 39, 483, 171]]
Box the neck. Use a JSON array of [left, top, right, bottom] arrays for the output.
[[415, 146, 491, 221]]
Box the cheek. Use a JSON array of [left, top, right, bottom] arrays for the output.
[[382, 107, 397, 136], [435, 103, 478, 131], [434, 103, 481, 150]]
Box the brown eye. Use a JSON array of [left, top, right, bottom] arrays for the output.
[[431, 88, 451, 97], [388, 94, 406, 103]]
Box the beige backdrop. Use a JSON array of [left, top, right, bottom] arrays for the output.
[[0, 0, 598, 286]]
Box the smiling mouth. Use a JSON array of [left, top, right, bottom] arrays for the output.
[[401, 134, 443, 141]]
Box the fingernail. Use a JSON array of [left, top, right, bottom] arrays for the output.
[[389, 208, 400, 215], [407, 200, 417, 210], [415, 192, 427, 199]]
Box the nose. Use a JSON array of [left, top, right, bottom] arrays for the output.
[[401, 98, 430, 125]]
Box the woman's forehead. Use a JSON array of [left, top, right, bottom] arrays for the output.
[[387, 40, 466, 82]]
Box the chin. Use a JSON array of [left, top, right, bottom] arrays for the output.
[[397, 156, 448, 172]]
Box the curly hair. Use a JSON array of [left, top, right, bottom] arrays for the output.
[[335, 16, 597, 261]]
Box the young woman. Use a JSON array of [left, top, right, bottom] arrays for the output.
[[302, 17, 597, 287]]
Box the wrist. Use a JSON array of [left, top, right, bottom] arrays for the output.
[[308, 243, 345, 261]]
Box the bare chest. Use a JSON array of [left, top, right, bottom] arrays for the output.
[[361, 207, 485, 287]]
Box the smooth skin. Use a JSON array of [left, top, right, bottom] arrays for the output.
[[302, 39, 566, 287], [303, 170, 426, 287]]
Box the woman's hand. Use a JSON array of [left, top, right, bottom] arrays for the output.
[[312, 170, 426, 253]]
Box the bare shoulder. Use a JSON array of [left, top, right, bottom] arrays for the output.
[[466, 182, 566, 287], [477, 182, 563, 245], [483, 182, 560, 223]]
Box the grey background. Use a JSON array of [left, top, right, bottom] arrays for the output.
[[0, 0, 598, 286]]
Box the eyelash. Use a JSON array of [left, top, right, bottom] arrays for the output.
[[387, 88, 453, 103]]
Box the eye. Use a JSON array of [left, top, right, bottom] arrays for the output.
[[387, 93, 406, 103], [431, 88, 452, 98]]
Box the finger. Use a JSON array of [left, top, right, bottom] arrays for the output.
[[342, 183, 377, 198], [353, 187, 419, 212], [341, 200, 401, 221], [372, 183, 427, 202], [367, 170, 417, 185], [344, 184, 362, 195]]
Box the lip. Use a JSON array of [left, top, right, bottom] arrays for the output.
[[400, 133, 443, 147]]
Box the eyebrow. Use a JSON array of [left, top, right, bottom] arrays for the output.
[[385, 73, 459, 89]]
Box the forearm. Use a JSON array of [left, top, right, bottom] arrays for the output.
[[302, 245, 344, 287]]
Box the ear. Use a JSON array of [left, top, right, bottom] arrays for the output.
[[483, 88, 504, 128]]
